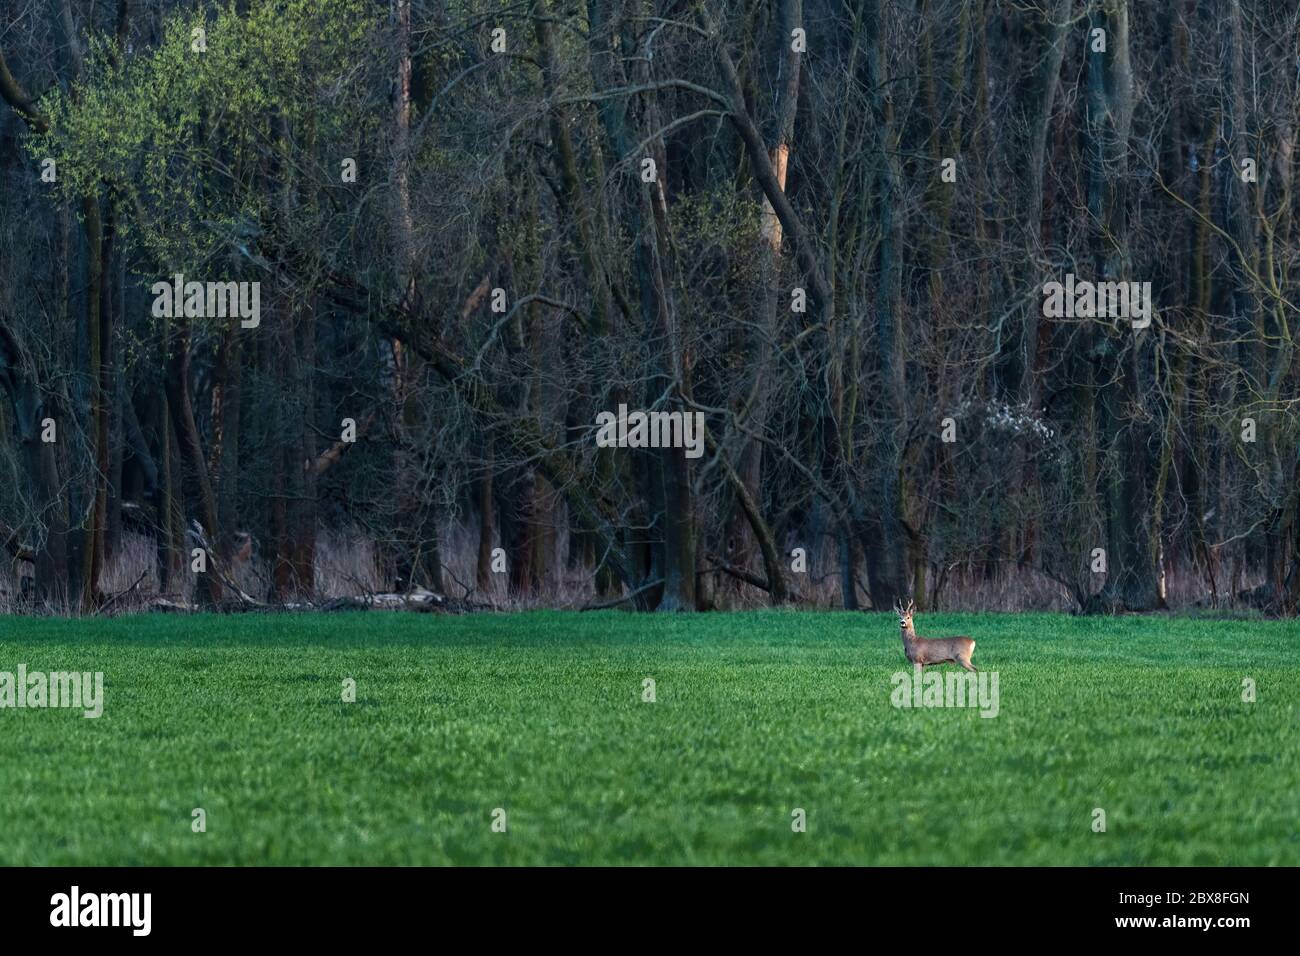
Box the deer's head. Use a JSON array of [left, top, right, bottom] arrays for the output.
[[893, 598, 916, 631]]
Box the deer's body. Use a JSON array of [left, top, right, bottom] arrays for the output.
[[896, 600, 977, 672]]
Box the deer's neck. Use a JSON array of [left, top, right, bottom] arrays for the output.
[[901, 625, 917, 644]]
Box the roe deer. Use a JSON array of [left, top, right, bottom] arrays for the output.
[[895, 599, 977, 672]]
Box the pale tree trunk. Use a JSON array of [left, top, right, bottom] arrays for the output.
[[723, 0, 800, 606], [589, 0, 696, 610], [535, 2, 620, 596], [1010, 0, 1068, 571], [165, 323, 222, 605], [637, 52, 695, 612], [709, 4, 842, 603], [1080, 0, 1157, 612], [856, 0, 909, 609], [388, 0, 442, 594]]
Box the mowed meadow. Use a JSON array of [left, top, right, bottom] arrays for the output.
[[0, 611, 1296, 866]]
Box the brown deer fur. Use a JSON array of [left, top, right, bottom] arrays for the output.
[[895, 599, 977, 672]]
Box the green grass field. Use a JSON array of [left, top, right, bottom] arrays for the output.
[[1, 610, 1297, 865]]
